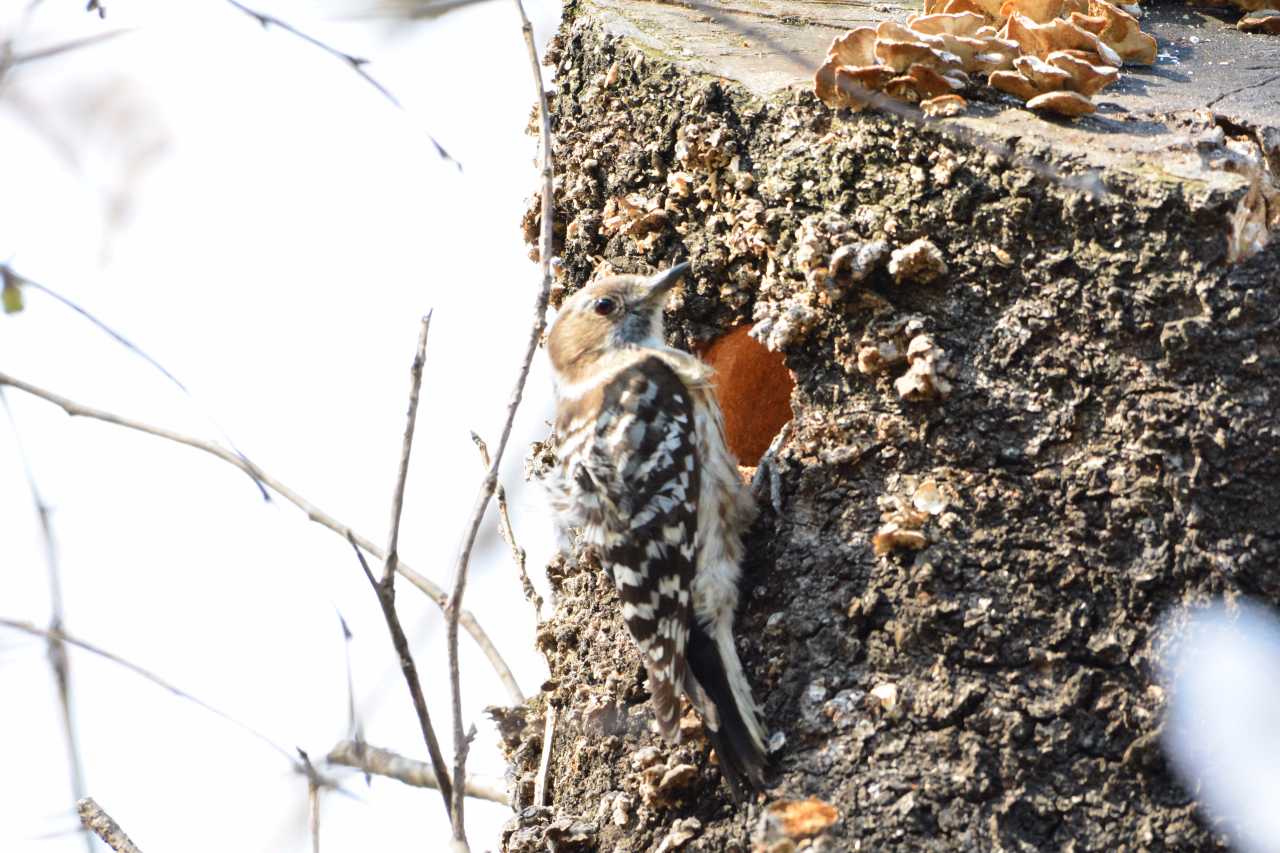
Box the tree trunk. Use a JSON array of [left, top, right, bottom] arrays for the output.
[[500, 1, 1280, 849]]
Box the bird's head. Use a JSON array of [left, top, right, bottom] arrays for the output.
[[547, 263, 689, 381]]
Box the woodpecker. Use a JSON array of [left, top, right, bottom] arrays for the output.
[[545, 262, 768, 799]]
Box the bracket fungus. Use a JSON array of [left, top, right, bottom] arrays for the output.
[[857, 340, 905, 375], [873, 499, 931, 555], [1201, 0, 1280, 14], [921, 93, 969, 116], [894, 334, 955, 400], [873, 478, 952, 556], [985, 9, 1135, 115], [1239, 8, 1280, 31], [813, 19, 984, 115], [1068, 0, 1158, 63], [600, 194, 669, 250], [1003, 12, 1123, 66], [889, 238, 949, 284], [989, 58, 1113, 112], [1026, 89, 1097, 116], [925, 0, 1009, 18], [1219, 134, 1280, 263], [999, 0, 1087, 22], [814, 0, 1155, 120], [757, 798, 840, 845]]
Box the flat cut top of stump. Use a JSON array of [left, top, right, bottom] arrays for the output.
[[588, 0, 1280, 177]]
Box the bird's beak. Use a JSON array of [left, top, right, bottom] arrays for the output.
[[643, 262, 690, 305]]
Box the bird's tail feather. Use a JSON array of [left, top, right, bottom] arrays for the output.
[[686, 621, 768, 800]]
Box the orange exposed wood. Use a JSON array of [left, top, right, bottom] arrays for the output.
[[696, 325, 794, 466]]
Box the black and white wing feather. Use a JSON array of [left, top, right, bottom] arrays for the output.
[[569, 356, 699, 740]]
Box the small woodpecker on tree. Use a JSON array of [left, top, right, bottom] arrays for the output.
[[545, 262, 769, 799]]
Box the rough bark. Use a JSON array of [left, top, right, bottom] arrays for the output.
[[499, 1, 1280, 849]]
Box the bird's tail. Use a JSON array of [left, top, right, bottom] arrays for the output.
[[686, 619, 769, 800]]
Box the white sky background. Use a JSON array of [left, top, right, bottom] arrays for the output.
[[0, 0, 562, 850]]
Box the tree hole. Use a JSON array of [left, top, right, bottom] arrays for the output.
[[696, 325, 795, 467]]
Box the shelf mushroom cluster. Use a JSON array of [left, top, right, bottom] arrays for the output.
[[1237, 8, 1280, 32], [814, 0, 1157, 119], [1203, 0, 1280, 15], [1195, 0, 1280, 32]]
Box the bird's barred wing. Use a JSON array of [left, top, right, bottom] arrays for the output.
[[579, 357, 700, 740]]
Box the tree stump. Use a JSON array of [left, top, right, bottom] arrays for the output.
[[502, 1, 1280, 849]]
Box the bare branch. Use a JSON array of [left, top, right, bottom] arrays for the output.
[[347, 535, 455, 818], [472, 432, 542, 621], [5, 28, 132, 66], [1, 619, 352, 840], [444, 1, 556, 843], [77, 798, 142, 853], [347, 315, 454, 821], [309, 782, 320, 853], [362, 0, 499, 21], [399, 563, 523, 703], [0, 369, 525, 704], [2, 265, 269, 501], [0, 6, 125, 84], [0, 617, 297, 763], [534, 704, 557, 808], [326, 740, 510, 804], [295, 749, 323, 853], [2, 622, 357, 853], [0, 390, 92, 853], [218, 0, 457, 167], [334, 611, 366, 772], [442, 3, 552, 845], [383, 313, 431, 583]]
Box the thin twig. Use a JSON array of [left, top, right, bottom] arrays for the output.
[[334, 610, 367, 784], [297, 750, 322, 853], [0, 369, 524, 704], [2, 265, 269, 501], [6, 29, 133, 66], [294, 746, 355, 835], [0, 618, 296, 763], [326, 740, 510, 805], [400, 562, 523, 703], [309, 782, 320, 853], [350, 315, 455, 820], [445, 0, 556, 845], [360, 0, 499, 20], [0, 390, 92, 853], [383, 314, 431, 584], [472, 432, 542, 621], [534, 704, 556, 808], [2, 617, 351, 840], [77, 798, 142, 853], [347, 535, 455, 816], [219, 0, 457, 167]]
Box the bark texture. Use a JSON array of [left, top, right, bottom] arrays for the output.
[[499, 1, 1280, 849]]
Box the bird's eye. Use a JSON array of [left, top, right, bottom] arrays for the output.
[[593, 297, 617, 316]]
